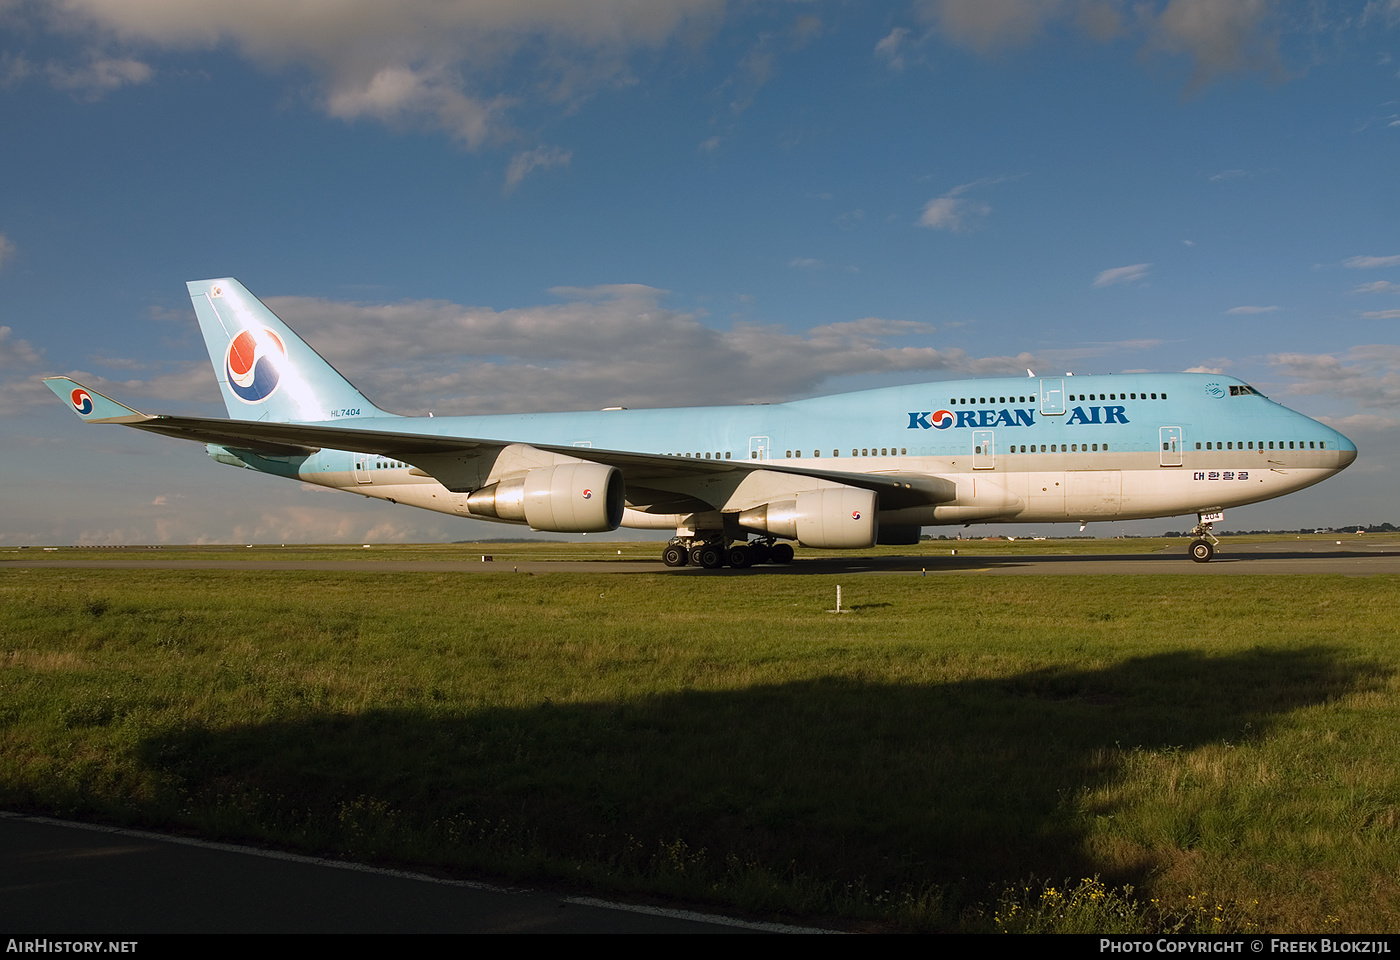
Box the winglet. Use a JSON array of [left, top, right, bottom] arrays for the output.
[[43, 377, 150, 424]]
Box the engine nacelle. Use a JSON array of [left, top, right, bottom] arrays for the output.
[[737, 487, 878, 549], [466, 463, 624, 532]]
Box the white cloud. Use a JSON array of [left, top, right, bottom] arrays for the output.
[[921, 0, 1059, 52], [504, 145, 572, 192], [918, 179, 1006, 231], [918, 0, 1282, 91], [1319, 413, 1400, 433], [1093, 263, 1151, 288], [1184, 365, 1224, 374], [1354, 281, 1400, 294], [1225, 305, 1277, 314], [0, 326, 42, 369], [253, 286, 1042, 414], [1269, 346, 1400, 409], [45, 55, 152, 99], [58, 362, 221, 408], [1150, 0, 1282, 91], [919, 195, 989, 231], [1362, 309, 1400, 320], [26, 0, 724, 143], [1345, 255, 1400, 269], [875, 27, 911, 70], [0, 234, 14, 271], [324, 66, 505, 147]]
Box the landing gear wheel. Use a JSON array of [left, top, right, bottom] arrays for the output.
[[770, 543, 794, 564], [697, 545, 725, 569], [662, 544, 688, 567], [726, 545, 753, 569], [1190, 539, 1215, 563]]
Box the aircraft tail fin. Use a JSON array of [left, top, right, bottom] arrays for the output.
[[187, 278, 394, 423]]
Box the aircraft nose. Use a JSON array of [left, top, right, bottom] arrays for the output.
[[1333, 428, 1357, 469]]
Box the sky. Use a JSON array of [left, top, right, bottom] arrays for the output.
[[1, 0, 1398, 545]]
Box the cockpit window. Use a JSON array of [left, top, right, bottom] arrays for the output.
[[1229, 385, 1264, 397]]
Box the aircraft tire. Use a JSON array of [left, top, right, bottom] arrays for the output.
[[770, 543, 795, 564], [697, 545, 725, 569], [726, 545, 753, 569], [662, 545, 688, 567], [749, 543, 772, 564], [1189, 539, 1215, 563]]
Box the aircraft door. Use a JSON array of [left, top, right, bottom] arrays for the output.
[[1159, 427, 1183, 467], [749, 436, 770, 461], [354, 454, 372, 484], [1039, 378, 1066, 416], [973, 430, 995, 470]]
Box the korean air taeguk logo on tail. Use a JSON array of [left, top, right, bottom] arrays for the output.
[[225, 328, 287, 403], [70, 387, 93, 415]]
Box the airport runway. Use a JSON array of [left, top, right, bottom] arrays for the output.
[[8, 539, 1400, 576], [0, 813, 800, 934]]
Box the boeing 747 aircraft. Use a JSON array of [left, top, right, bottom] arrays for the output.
[[46, 278, 1356, 567]]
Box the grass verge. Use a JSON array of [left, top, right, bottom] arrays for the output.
[[2, 568, 1396, 931]]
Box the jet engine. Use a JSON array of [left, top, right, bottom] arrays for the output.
[[737, 486, 878, 549], [466, 463, 625, 532]]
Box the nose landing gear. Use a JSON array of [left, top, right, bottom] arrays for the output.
[[1188, 511, 1222, 563]]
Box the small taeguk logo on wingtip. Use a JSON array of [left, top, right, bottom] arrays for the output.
[[225, 327, 287, 403], [582, 488, 593, 499], [70, 388, 93, 415]]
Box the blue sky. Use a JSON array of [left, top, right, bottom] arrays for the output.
[[2, 0, 1397, 544]]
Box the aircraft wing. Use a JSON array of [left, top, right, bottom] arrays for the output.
[[44, 378, 954, 509]]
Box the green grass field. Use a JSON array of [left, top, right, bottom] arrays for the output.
[[2, 559, 1397, 931]]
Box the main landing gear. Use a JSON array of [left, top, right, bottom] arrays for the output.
[[1188, 512, 1222, 563], [661, 537, 794, 569]]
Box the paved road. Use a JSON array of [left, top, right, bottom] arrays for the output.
[[7, 539, 1400, 576], [0, 813, 800, 934]]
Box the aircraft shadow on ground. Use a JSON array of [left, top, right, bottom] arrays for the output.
[[137, 647, 1386, 897]]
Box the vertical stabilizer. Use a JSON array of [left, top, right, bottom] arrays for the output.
[[188, 278, 392, 422]]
